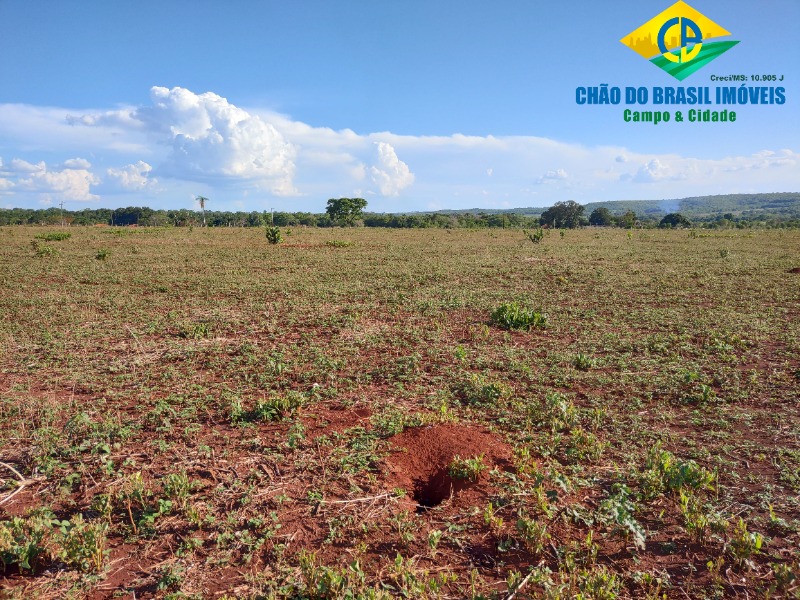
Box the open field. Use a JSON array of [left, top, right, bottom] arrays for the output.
[[1, 225, 798, 599]]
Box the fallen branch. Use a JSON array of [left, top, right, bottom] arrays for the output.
[[0, 460, 25, 481], [0, 461, 45, 506], [319, 492, 395, 505]]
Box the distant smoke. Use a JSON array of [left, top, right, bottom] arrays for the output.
[[659, 198, 680, 213]]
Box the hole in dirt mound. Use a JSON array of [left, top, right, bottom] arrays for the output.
[[413, 466, 459, 509], [384, 423, 514, 509]]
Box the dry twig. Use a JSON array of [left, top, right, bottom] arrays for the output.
[[0, 461, 45, 506]]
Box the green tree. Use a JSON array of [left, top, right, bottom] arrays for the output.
[[539, 200, 585, 229], [325, 198, 368, 226], [617, 210, 637, 228], [111, 206, 152, 226], [246, 211, 263, 227], [659, 213, 691, 228], [589, 207, 614, 226]]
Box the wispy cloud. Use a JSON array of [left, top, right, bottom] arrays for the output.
[[535, 168, 568, 184]]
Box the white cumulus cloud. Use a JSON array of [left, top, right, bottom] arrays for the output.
[[106, 161, 155, 191], [1, 86, 799, 210], [369, 142, 414, 196], [631, 158, 673, 183], [11, 158, 99, 201], [135, 86, 297, 195], [10, 158, 45, 173]]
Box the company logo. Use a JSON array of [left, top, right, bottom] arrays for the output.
[[620, 1, 739, 81]]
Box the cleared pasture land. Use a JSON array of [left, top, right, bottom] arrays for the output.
[[1, 225, 798, 598]]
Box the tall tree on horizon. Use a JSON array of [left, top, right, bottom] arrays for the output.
[[539, 200, 585, 229], [196, 196, 208, 227], [325, 197, 368, 227]]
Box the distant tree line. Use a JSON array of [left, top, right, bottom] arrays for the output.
[[1, 202, 798, 229], [0, 206, 268, 228], [0, 206, 543, 229]]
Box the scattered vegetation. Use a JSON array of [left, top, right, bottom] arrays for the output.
[[0, 225, 797, 598], [34, 232, 71, 241], [30, 240, 58, 257]]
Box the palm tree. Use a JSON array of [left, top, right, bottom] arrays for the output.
[[196, 196, 208, 227]]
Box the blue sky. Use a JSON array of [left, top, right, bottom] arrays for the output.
[[0, 0, 797, 213]]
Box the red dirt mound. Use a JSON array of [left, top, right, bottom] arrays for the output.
[[787, 267, 800, 274], [384, 423, 513, 509]]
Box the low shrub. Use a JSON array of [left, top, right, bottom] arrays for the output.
[[265, 226, 283, 244], [35, 232, 71, 241], [491, 302, 547, 330]]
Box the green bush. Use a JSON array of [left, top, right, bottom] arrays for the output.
[[252, 392, 304, 422], [640, 443, 717, 499], [522, 228, 544, 244], [491, 302, 547, 330], [265, 226, 283, 244], [231, 392, 305, 424], [452, 373, 512, 405], [178, 322, 210, 339], [58, 514, 108, 573], [30, 240, 58, 257], [35, 232, 71, 241], [0, 515, 52, 572]]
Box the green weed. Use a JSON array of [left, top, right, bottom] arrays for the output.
[[516, 515, 549, 554], [490, 302, 547, 331], [640, 443, 717, 499], [0, 514, 53, 573], [573, 353, 595, 371], [448, 454, 486, 482], [179, 322, 211, 339], [452, 373, 512, 405], [31, 240, 58, 257], [728, 518, 764, 568], [523, 228, 544, 244], [598, 485, 646, 550], [57, 514, 109, 573]]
